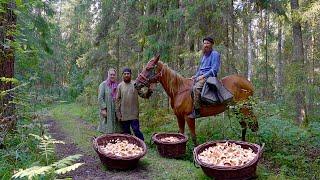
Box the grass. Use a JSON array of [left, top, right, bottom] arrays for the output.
[[47, 102, 320, 179], [0, 118, 43, 179], [48, 103, 207, 179], [49, 103, 100, 155]]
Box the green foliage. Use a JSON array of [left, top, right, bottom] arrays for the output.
[[0, 77, 19, 85], [4, 0, 320, 178], [12, 166, 52, 180], [29, 134, 64, 165], [49, 102, 320, 179], [140, 103, 173, 133], [12, 154, 83, 180], [0, 118, 42, 179], [11, 133, 83, 179]]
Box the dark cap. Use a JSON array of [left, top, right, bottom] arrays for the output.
[[122, 67, 132, 74], [203, 37, 214, 44]]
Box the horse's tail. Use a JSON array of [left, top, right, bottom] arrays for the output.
[[222, 75, 254, 100], [235, 76, 258, 132], [237, 76, 254, 97]]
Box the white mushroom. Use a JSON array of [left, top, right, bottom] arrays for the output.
[[160, 136, 181, 143], [99, 139, 143, 157], [198, 142, 257, 167]]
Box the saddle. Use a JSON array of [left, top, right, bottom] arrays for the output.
[[200, 77, 233, 105]]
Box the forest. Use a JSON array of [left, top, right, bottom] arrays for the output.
[[0, 0, 319, 179]]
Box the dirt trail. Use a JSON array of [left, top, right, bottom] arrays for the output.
[[45, 118, 149, 180]]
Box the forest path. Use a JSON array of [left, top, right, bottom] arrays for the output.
[[45, 117, 149, 180]]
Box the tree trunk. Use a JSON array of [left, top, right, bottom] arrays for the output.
[[230, 0, 237, 74], [243, 5, 248, 77], [290, 0, 306, 125], [247, 16, 253, 81], [0, 1, 16, 117], [225, 14, 230, 75], [305, 19, 315, 118], [309, 19, 316, 116], [245, 0, 253, 81], [263, 9, 269, 100], [276, 18, 284, 96]]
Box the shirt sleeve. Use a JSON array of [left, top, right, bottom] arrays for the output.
[[137, 87, 153, 99], [115, 84, 122, 119], [204, 52, 220, 78], [98, 82, 107, 110]]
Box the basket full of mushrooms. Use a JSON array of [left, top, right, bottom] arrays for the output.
[[92, 133, 147, 170], [152, 133, 188, 158], [193, 140, 264, 180]]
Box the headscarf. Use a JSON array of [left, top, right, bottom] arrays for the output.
[[105, 68, 118, 100]]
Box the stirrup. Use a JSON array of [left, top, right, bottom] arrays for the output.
[[187, 109, 200, 119]]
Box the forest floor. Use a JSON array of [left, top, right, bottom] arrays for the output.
[[42, 102, 320, 180], [44, 104, 207, 180], [45, 117, 149, 180]]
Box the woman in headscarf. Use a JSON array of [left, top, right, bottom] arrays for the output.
[[97, 68, 122, 133]]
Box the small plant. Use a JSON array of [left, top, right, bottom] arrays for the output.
[[12, 134, 84, 179], [29, 134, 64, 165], [12, 154, 83, 180]]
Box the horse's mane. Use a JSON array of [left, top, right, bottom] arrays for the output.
[[157, 61, 192, 98]]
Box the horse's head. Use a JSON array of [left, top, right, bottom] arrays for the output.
[[134, 54, 161, 90]]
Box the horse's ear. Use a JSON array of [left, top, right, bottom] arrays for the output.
[[154, 54, 160, 64]]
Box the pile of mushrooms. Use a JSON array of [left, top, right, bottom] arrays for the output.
[[100, 139, 143, 157], [198, 142, 256, 167], [160, 136, 181, 143]]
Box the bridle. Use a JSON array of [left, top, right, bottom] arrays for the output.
[[137, 64, 163, 88]]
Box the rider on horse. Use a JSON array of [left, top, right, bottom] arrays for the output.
[[189, 37, 221, 118]]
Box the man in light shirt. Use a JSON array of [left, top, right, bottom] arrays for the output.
[[115, 68, 152, 141]]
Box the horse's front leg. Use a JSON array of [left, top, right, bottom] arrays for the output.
[[241, 128, 247, 141], [185, 117, 197, 146], [177, 115, 185, 134], [239, 120, 247, 141]]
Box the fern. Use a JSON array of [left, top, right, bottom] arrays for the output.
[[12, 166, 52, 180], [55, 163, 84, 175], [29, 134, 64, 165], [12, 134, 83, 179], [12, 154, 83, 179], [51, 154, 83, 169]]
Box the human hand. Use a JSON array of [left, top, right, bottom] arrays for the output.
[[101, 109, 107, 117], [149, 83, 156, 91], [189, 76, 195, 80], [116, 113, 122, 121], [196, 75, 205, 81]]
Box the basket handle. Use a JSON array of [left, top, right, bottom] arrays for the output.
[[258, 143, 265, 159], [193, 147, 201, 168], [150, 133, 157, 146], [193, 159, 201, 168], [92, 136, 98, 153]]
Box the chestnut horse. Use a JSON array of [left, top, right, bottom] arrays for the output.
[[134, 55, 258, 145]]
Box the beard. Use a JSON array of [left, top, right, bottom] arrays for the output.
[[124, 78, 131, 83], [202, 46, 212, 54]]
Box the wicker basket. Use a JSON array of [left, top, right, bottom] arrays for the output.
[[152, 133, 188, 158], [193, 140, 264, 180], [92, 133, 147, 170]]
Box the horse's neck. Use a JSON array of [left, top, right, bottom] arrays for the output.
[[157, 62, 186, 99]]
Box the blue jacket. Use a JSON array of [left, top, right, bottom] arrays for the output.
[[195, 50, 220, 78]]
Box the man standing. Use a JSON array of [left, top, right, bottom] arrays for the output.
[[115, 68, 152, 141], [189, 37, 221, 118]]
